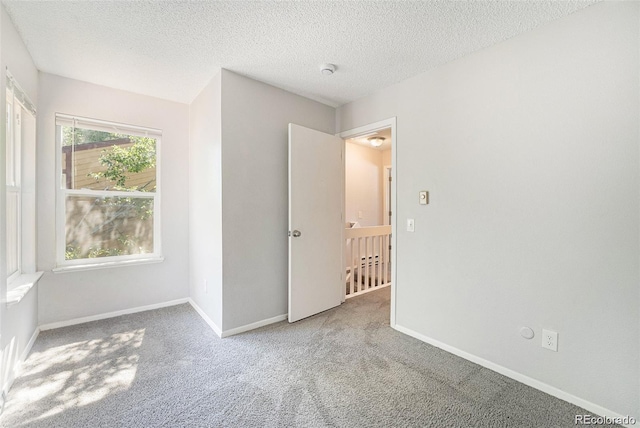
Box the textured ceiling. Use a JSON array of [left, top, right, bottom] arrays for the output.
[[3, 1, 597, 107]]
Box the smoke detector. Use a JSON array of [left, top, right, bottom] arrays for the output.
[[320, 63, 336, 76]]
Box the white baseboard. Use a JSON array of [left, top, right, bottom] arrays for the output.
[[39, 298, 190, 331], [393, 324, 635, 428], [19, 327, 39, 364], [187, 299, 286, 338], [221, 314, 288, 338], [187, 299, 222, 338]]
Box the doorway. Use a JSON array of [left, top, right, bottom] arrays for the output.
[[343, 128, 391, 298], [287, 119, 396, 326], [339, 118, 397, 327]]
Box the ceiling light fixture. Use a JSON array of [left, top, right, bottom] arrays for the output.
[[368, 137, 385, 147], [320, 63, 336, 76]]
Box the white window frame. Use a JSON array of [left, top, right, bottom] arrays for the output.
[[6, 85, 21, 283], [6, 70, 42, 305], [54, 114, 162, 270]]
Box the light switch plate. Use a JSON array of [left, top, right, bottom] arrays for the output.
[[407, 218, 415, 232], [419, 191, 428, 205]]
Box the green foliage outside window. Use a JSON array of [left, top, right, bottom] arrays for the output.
[[64, 128, 157, 260], [90, 137, 156, 190]]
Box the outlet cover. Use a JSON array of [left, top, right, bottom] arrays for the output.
[[542, 329, 558, 351]]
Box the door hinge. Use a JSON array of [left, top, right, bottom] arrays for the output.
[[388, 176, 392, 182]]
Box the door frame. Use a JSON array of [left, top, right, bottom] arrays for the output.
[[383, 165, 392, 226], [338, 117, 397, 328]]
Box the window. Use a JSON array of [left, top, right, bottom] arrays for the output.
[[6, 71, 40, 302], [6, 80, 22, 282], [55, 115, 162, 268]]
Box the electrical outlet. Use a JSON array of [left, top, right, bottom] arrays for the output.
[[204, 278, 208, 294], [542, 329, 558, 351]]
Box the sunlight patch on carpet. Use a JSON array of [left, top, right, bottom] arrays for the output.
[[7, 329, 144, 424]]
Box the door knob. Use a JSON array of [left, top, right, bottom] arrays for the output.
[[292, 230, 302, 237]]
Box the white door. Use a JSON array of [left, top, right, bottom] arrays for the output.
[[288, 123, 343, 322]]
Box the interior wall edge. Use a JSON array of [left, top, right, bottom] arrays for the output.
[[188, 298, 222, 338]]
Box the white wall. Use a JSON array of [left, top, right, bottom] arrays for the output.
[[345, 142, 384, 227], [37, 73, 190, 325], [337, 1, 639, 419], [381, 149, 391, 168], [0, 3, 39, 394], [189, 72, 223, 329], [220, 70, 335, 331]]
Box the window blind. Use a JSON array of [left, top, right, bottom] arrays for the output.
[[55, 114, 162, 139], [6, 70, 35, 116]]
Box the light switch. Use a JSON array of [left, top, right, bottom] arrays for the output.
[[407, 218, 415, 232], [419, 191, 429, 205]]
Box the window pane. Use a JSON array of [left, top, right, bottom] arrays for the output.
[[61, 126, 156, 192], [6, 190, 19, 277], [6, 100, 14, 185], [65, 195, 154, 260]]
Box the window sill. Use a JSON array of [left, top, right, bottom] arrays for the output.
[[52, 257, 164, 274], [7, 271, 44, 306]]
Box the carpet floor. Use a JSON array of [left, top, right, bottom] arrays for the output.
[[1, 288, 614, 427]]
